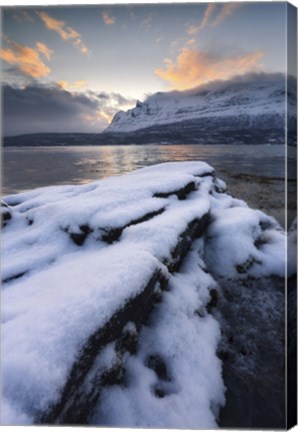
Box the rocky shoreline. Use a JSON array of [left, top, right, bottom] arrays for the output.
[[218, 170, 295, 229], [1, 162, 292, 428]]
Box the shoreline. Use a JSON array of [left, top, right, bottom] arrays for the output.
[[218, 169, 294, 229], [3, 171, 291, 229]]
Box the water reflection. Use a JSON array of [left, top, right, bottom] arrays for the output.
[[2, 144, 287, 196]]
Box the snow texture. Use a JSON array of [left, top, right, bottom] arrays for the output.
[[91, 243, 225, 428], [1, 161, 286, 427], [106, 73, 294, 133]]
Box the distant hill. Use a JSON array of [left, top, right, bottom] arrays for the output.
[[3, 133, 100, 147]]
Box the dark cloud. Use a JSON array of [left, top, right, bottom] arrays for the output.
[[93, 91, 135, 107], [111, 92, 134, 106], [96, 91, 110, 100], [2, 84, 136, 136], [1, 67, 35, 87]]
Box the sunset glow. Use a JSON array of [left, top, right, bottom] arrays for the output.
[[1, 2, 289, 135]]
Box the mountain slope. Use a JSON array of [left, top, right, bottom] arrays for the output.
[[103, 73, 296, 145]]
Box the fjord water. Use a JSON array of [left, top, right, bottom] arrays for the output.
[[3, 144, 293, 227], [2, 144, 288, 193]]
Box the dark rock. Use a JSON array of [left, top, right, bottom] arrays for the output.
[[116, 324, 138, 355], [39, 210, 211, 425], [195, 307, 207, 318], [154, 181, 196, 200], [254, 235, 267, 249], [101, 227, 123, 244], [165, 212, 210, 273], [101, 208, 165, 244], [2, 271, 28, 285], [68, 225, 93, 246], [217, 350, 230, 361], [146, 355, 170, 382], [1, 201, 12, 228], [235, 256, 255, 274], [206, 288, 218, 313], [101, 359, 124, 386], [217, 276, 286, 428], [39, 269, 168, 425], [154, 386, 167, 398]]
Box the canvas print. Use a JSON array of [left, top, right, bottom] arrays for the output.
[[1, 1, 297, 429]]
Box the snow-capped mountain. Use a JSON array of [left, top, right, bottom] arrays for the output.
[[103, 73, 296, 145]]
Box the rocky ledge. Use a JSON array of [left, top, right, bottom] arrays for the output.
[[1, 162, 293, 428]]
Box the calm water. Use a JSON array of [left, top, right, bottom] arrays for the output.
[[1, 144, 291, 196]]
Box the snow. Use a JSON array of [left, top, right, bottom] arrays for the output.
[[205, 207, 286, 278], [2, 246, 160, 422], [92, 242, 225, 428], [1, 161, 287, 427], [106, 73, 292, 133]]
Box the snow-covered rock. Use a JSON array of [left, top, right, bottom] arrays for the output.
[[103, 73, 296, 145], [1, 162, 288, 427]]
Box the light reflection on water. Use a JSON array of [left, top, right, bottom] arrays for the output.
[[2, 144, 288, 196]]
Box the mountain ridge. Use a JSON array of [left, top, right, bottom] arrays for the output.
[[103, 73, 296, 145], [3, 73, 296, 146]]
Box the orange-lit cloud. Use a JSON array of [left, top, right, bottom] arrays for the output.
[[57, 79, 88, 90], [57, 80, 68, 90], [187, 3, 241, 35], [98, 110, 113, 122], [81, 110, 113, 124], [102, 11, 116, 25], [36, 42, 53, 60], [0, 38, 51, 78], [200, 3, 217, 29], [37, 12, 79, 39], [187, 3, 217, 35], [187, 39, 196, 46], [155, 47, 264, 90], [187, 25, 198, 36], [72, 80, 88, 89], [37, 12, 89, 55], [213, 3, 242, 27]]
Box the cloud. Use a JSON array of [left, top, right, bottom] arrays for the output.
[[187, 4, 217, 35], [187, 39, 196, 46], [0, 38, 51, 78], [2, 84, 136, 136], [36, 42, 53, 61], [140, 13, 155, 32], [213, 3, 242, 27], [155, 47, 265, 90], [57, 79, 88, 90], [12, 10, 34, 23], [87, 90, 136, 122], [72, 80, 88, 89], [37, 11, 89, 55], [187, 3, 241, 35], [200, 4, 217, 29], [102, 11, 116, 25]]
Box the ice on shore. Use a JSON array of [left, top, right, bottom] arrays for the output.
[[1, 161, 287, 427]]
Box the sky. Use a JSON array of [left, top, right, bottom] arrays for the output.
[[0, 2, 294, 135]]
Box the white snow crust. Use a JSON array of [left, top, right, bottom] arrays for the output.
[[1, 161, 286, 427]]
